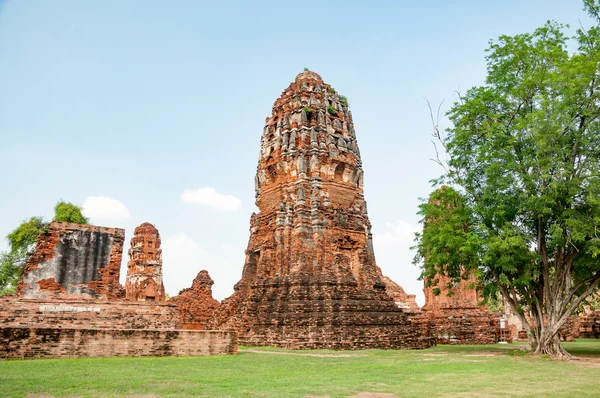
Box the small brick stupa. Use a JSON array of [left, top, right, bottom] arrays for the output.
[[125, 222, 165, 302], [210, 71, 432, 349]]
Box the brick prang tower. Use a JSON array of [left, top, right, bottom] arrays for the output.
[[210, 70, 433, 350]]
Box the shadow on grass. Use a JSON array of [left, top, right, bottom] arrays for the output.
[[563, 339, 600, 357]]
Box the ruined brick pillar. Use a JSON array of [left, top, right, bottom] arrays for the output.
[[169, 270, 221, 330], [210, 71, 432, 349], [125, 222, 165, 302]]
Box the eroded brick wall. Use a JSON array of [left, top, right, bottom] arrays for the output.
[[0, 327, 237, 359], [423, 308, 500, 344], [16, 222, 125, 299], [382, 276, 419, 309], [573, 311, 600, 338]]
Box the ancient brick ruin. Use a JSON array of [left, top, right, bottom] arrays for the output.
[[382, 276, 419, 310], [125, 222, 166, 302], [169, 270, 221, 330], [573, 311, 600, 338], [210, 70, 434, 349], [1, 221, 236, 359], [422, 272, 499, 344], [16, 222, 125, 299]]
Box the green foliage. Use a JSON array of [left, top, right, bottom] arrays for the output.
[[303, 67, 309, 71], [327, 105, 337, 116], [53, 200, 88, 224], [339, 95, 349, 107], [303, 106, 314, 114], [0, 216, 46, 295], [327, 86, 336, 94], [6, 216, 46, 259], [0, 252, 20, 295], [415, 3, 600, 356]]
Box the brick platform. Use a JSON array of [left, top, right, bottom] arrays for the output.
[[0, 327, 237, 359], [0, 297, 179, 330]]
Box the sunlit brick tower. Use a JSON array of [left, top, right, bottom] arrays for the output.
[[210, 70, 432, 349], [125, 222, 165, 302]]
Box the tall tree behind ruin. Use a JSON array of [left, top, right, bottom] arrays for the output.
[[413, 1, 600, 358]]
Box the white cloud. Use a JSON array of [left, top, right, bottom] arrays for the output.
[[181, 187, 241, 211], [82, 196, 130, 223], [162, 233, 208, 260], [373, 220, 419, 249]]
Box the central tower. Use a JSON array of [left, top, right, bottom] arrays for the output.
[[251, 70, 377, 285], [212, 71, 432, 349]]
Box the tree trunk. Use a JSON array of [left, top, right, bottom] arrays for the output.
[[532, 328, 571, 359]]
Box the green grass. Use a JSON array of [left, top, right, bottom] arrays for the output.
[[1, 340, 599, 397]]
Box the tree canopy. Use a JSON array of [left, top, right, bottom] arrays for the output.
[[0, 200, 88, 295], [414, 2, 600, 357]]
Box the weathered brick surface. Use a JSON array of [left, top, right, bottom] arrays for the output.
[[572, 311, 600, 338], [16, 222, 125, 299], [382, 276, 419, 310], [210, 71, 434, 350], [0, 327, 237, 359], [0, 297, 180, 330], [422, 307, 500, 344], [125, 222, 165, 302], [2, 221, 239, 359], [169, 270, 221, 330]]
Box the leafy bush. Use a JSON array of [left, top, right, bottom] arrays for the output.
[[327, 105, 337, 116], [54, 200, 88, 224], [303, 106, 314, 114], [339, 95, 348, 107]]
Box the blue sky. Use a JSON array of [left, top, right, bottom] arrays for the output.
[[0, 0, 593, 304]]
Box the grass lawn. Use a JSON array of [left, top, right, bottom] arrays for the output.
[[1, 340, 599, 397]]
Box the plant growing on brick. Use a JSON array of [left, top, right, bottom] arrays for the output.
[[339, 95, 348, 107]]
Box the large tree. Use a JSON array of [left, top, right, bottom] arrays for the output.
[[0, 201, 88, 295], [414, 2, 600, 358]]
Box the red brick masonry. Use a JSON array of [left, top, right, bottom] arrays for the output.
[[16, 222, 125, 299], [0, 327, 237, 359], [210, 71, 434, 349]]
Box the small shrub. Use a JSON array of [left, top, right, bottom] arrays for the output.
[[507, 349, 528, 357], [339, 95, 348, 107], [304, 67, 310, 71], [327, 105, 337, 116], [303, 106, 314, 114], [327, 87, 336, 94]]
